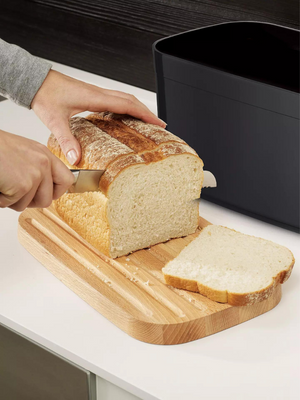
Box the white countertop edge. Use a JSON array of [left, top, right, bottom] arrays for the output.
[[0, 314, 157, 400]]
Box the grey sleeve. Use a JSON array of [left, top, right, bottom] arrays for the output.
[[0, 39, 52, 109]]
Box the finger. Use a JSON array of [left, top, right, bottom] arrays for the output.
[[0, 181, 33, 209], [0, 193, 19, 208], [99, 89, 150, 112], [49, 152, 75, 199], [0, 193, 17, 209], [51, 119, 82, 165], [104, 92, 161, 123], [89, 94, 166, 128], [28, 169, 53, 209], [85, 84, 154, 114], [9, 184, 38, 212]]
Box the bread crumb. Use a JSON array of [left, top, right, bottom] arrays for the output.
[[144, 280, 150, 286], [126, 258, 130, 262]]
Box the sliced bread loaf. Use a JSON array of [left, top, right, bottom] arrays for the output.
[[162, 225, 294, 306], [48, 112, 204, 258]]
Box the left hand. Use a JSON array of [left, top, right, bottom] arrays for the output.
[[31, 70, 166, 166]]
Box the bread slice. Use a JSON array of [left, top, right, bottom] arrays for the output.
[[162, 225, 294, 306], [48, 112, 204, 258]]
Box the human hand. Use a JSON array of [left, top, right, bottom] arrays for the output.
[[0, 130, 74, 211], [31, 70, 166, 166]]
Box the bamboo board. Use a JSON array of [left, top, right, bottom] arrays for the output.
[[18, 207, 282, 345]]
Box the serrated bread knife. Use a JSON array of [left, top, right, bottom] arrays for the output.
[[68, 169, 217, 193], [68, 170, 105, 193]]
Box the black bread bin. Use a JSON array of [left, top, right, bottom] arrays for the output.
[[153, 22, 299, 233]]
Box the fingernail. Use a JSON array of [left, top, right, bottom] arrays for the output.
[[66, 149, 78, 165], [159, 118, 167, 127]]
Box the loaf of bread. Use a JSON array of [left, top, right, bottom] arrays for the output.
[[47, 112, 204, 258], [162, 225, 294, 306]]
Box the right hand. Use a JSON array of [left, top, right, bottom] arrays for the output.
[[0, 129, 74, 212]]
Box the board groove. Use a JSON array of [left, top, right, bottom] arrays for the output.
[[18, 207, 282, 344]]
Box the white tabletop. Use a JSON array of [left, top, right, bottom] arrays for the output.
[[0, 61, 299, 400]]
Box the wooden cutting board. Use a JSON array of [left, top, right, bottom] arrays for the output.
[[18, 207, 282, 345]]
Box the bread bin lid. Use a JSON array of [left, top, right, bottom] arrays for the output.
[[154, 22, 299, 119]]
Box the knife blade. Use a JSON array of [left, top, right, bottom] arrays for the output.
[[67, 169, 217, 194], [202, 170, 217, 188], [68, 169, 105, 193]]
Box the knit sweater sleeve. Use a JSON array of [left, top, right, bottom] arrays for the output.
[[0, 39, 52, 109]]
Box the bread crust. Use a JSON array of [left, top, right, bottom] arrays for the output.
[[86, 114, 159, 152], [100, 143, 202, 195], [163, 230, 295, 306], [47, 112, 204, 197], [48, 117, 133, 170], [87, 111, 187, 146], [99, 153, 145, 195]]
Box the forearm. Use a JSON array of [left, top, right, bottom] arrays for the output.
[[0, 38, 52, 108]]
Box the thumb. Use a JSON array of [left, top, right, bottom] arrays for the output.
[[52, 120, 81, 165]]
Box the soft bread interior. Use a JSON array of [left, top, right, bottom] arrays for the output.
[[108, 154, 203, 257], [162, 225, 294, 295]]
